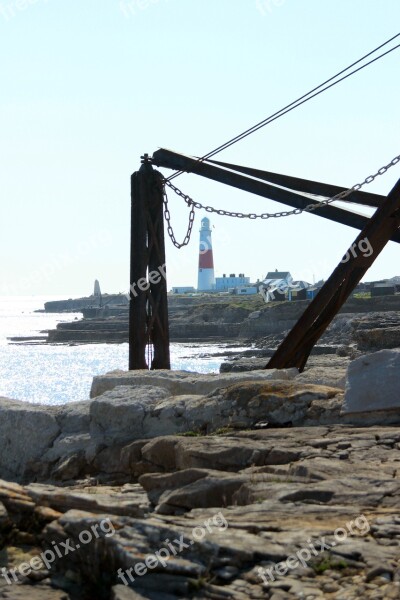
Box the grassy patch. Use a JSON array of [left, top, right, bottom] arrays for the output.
[[311, 555, 349, 574], [210, 427, 235, 436]]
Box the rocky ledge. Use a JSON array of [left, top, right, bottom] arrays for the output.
[[41, 296, 400, 347], [1, 350, 400, 599], [1, 425, 400, 599]]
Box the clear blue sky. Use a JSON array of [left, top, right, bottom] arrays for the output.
[[0, 0, 399, 296]]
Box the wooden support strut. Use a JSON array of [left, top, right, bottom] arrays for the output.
[[266, 178, 400, 372], [152, 148, 400, 244], [129, 159, 170, 370], [207, 158, 385, 208]]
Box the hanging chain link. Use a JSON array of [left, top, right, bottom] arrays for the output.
[[162, 154, 400, 246], [162, 185, 196, 248]]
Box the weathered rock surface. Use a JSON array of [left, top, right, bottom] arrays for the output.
[[0, 398, 60, 480], [351, 311, 400, 351], [354, 326, 400, 351], [295, 356, 348, 390], [1, 425, 400, 599], [1, 370, 297, 481], [221, 355, 349, 390], [343, 348, 400, 414], [42, 294, 400, 347], [3, 359, 400, 484], [45, 297, 264, 344], [89, 368, 297, 399]]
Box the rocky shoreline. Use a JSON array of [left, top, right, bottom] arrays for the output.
[[1, 350, 400, 599], [22, 295, 400, 347]]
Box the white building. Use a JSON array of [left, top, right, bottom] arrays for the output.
[[215, 273, 250, 291], [260, 271, 311, 302], [260, 271, 293, 302], [170, 286, 196, 295]]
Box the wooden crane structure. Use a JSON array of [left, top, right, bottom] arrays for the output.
[[129, 148, 400, 372]]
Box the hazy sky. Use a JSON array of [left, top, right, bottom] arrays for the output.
[[0, 0, 399, 297]]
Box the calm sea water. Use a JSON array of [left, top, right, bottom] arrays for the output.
[[0, 297, 250, 406]]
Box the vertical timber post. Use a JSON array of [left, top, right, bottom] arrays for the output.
[[147, 163, 171, 370], [129, 155, 170, 370], [129, 161, 149, 370]]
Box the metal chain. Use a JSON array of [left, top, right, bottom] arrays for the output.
[[163, 185, 196, 248], [163, 154, 400, 233]]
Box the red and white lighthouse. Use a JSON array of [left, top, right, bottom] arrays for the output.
[[197, 217, 215, 291]]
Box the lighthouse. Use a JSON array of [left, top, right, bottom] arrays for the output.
[[197, 217, 215, 291]]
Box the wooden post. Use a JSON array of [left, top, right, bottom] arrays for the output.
[[146, 167, 171, 370], [129, 163, 150, 370], [266, 178, 400, 372], [129, 157, 170, 370]]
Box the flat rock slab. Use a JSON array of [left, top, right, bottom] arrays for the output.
[[0, 584, 71, 599], [90, 368, 298, 398], [25, 482, 149, 518], [0, 398, 60, 480], [343, 349, 400, 414], [3, 362, 400, 485], [1, 372, 345, 482], [1, 424, 400, 599]]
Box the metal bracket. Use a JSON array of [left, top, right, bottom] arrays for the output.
[[141, 153, 152, 164]]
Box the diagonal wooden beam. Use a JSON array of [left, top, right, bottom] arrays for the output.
[[207, 158, 384, 208], [152, 148, 400, 244], [266, 178, 400, 372]]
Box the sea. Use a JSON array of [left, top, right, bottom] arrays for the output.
[[0, 296, 250, 406]]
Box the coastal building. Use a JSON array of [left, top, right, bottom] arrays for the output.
[[287, 280, 310, 301], [215, 273, 250, 291], [370, 281, 396, 297], [306, 286, 320, 300], [170, 286, 196, 295], [231, 286, 258, 295], [264, 271, 293, 287], [197, 217, 216, 291], [261, 270, 293, 302], [260, 271, 311, 302]]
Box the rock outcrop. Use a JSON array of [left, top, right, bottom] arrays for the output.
[[351, 312, 400, 351], [2, 355, 400, 484], [343, 349, 400, 414], [1, 425, 400, 599], [220, 354, 349, 391], [239, 296, 400, 339], [2, 351, 400, 598], [42, 295, 400, 346], [1, 370, 347, 483]]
